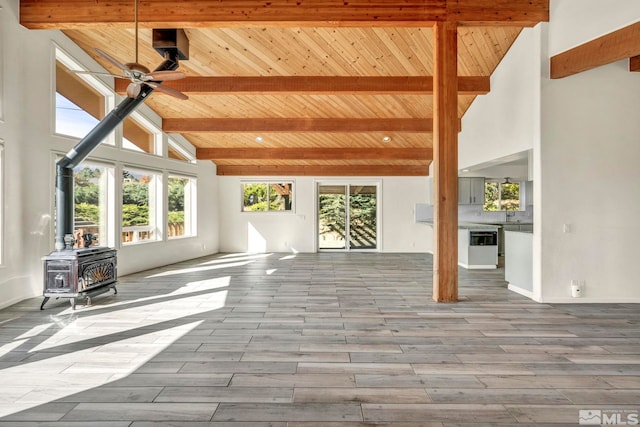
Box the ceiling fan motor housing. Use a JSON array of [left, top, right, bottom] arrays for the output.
[[153, 29, 189, 61]]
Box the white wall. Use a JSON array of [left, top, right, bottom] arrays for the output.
[[540, 60, 640, 302], [382, 177, 432, 253], [218, 177, 315, 253], [458, 26, 542, 170], [539, 0, 640, 302], [218, 176, 432, 253], [549, 0, 640, 55], [0, 0, 219, 309]]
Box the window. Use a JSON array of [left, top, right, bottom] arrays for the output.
[[122, 113, 161, 155], [122, 168, 161, 244], [0, 8, 4, 122], [0, 142, 3, 264], [484, 180, 521, 211], [168, 175, 197, 238], [168, 138, 196, 163], [54, 48, 114, 143], [242, 182, 294, 212], [73, 162, 114, 248]]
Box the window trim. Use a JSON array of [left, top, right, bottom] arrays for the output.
[[121, 166, 163, 245], [241, 180, 296, 213], [167, 173, 198, 240]]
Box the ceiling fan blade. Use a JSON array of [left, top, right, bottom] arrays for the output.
[[126, 82, 142, 98], [144, 70, 186, 81], [94, 48, 130, 73], [72, 70, 129, 79], [145, 82, 189, 100]]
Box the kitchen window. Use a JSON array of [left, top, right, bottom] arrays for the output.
[[242, 182, 294, 212], [484, 180, 521, 211]]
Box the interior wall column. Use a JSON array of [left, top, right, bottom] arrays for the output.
[[432, 20, 459, 302]]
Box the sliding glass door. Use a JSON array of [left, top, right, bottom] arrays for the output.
[[318, 183, 378, 251]]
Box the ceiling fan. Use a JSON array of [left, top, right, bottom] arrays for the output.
[[76, 0, 188, 100]]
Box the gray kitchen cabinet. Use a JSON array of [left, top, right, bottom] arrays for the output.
[[459, 177, 485, 205], [519, 224, 533, 232]]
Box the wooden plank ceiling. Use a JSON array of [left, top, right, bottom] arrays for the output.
[[21, 1, 547, 176]]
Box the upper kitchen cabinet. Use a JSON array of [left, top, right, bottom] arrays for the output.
[[459, 177, 485, 205]]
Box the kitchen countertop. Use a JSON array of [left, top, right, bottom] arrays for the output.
[[417, 221, 500, 230], [489, 221, 533, 225]]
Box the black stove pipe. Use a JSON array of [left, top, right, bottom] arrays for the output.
[[55, 58, 179, 251]]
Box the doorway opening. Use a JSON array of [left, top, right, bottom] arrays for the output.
[[317, 183, 378, 251]]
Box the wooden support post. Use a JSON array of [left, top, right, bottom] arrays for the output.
[[432, 21, 459, 302]]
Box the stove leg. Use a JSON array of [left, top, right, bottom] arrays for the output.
[[113, 286, 118, 295], [40, 297, 50, 310]]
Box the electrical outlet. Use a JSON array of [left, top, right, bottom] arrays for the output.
[[571, 279, 582, 298], [563, 224, 571, 233]]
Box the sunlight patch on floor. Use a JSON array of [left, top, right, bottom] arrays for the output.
[[146, 260, 253, 278], [62, 276, 231, 315], [0, 321, 202, 419], [31, 289, 228, 352]]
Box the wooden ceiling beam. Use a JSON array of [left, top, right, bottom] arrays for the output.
[[216, 164, 430, 176], [197, 147, 432, 161], [164, 118, 435, 133], [551, 21, 640, 79], [447, 0, 548, 27], [115, 76, 490, 95], [21, 0, 548, 29]]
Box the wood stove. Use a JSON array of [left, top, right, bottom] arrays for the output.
[[44, 52, 181, 310], [41, 247, 117, 310]]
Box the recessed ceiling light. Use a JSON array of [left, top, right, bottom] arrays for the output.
[[382, 136, 391, 143], [255, 136, 264, 143], [462, 169, 470, 172]]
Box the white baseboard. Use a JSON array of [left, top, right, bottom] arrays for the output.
[[508, 284, 534, 300], [459, 262, 497, 270]]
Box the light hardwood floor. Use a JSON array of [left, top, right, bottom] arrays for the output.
[[0, 252, 638, 425]]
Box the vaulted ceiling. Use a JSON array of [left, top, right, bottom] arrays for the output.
[[21, 1, 549, 176]]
